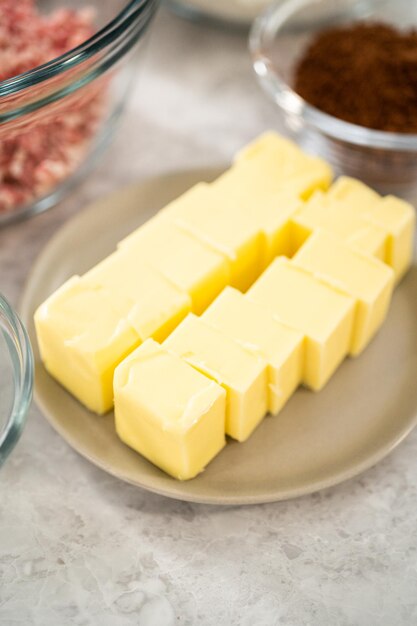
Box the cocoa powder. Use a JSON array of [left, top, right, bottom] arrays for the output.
[[294, 22, 417, 133]]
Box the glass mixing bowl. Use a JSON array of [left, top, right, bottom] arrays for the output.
[[0, 294, 33, 466], [250, 0, 417, 200], [0, 0, 158, 225]]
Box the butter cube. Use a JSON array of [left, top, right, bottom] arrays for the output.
[[83, 250, 191, 342], [203, 287, 304, 414], [162, 183, 263, 292], [291, 190, 387, 259], [35, 251, 191, 414], [118, 219, 230, 314], [328, 177, 415, 280], [114, 339, 226, 480], [371, 196, 415, 281], [164, 314, 268, 441], [248, 258, 355, 390], [293, 230, 395, 355], [326, 175, 380, 205], [312, 177, 416, 280], [35, 276, 141, 414], [234, 132, 333, 199], [212, 170, 301, 267]]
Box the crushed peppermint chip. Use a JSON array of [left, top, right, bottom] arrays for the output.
[[0, 0, 105, 215]]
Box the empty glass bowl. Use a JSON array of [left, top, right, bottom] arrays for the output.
[[0, 0, 158, 225], [250, 0, 417, 200], [0, 294, 33, 467]]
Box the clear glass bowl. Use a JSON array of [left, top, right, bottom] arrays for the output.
[[0, 0, 158, 226], [250, 0, 417, 200], [0, 294, 33, 466]]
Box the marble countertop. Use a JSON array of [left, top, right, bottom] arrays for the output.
[[1, 9, 417, 626]]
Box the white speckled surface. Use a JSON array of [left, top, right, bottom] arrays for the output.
[[1, 9, 417, 625]]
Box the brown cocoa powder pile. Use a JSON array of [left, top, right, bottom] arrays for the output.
[[294, 22, 417, 133]]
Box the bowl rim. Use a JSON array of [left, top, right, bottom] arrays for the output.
[[0, 293, 34, 466], [249, 0, 417, 151], [0, 0, 157, 99]]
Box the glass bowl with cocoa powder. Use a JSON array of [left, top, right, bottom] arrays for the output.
[[250, 0, 417, 200], [0, 0, 158, 225]]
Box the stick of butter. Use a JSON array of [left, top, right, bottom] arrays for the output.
[[202, 287, 304, 415], [164, 313, 268, 442], [114, 339, 226, 480], [293, 230, 395, 356], [247, 257, 355, 391]]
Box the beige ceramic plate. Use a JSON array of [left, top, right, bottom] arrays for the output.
[[20, 169, 417, 505]]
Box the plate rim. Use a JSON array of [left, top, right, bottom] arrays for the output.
[[20, 168, 417, 505], [29, 386, 417, 505]]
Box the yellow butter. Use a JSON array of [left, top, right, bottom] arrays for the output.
[[118, 218, 230, 314], [374, 196, 416, 281], [164, 313, 268, 441], [114, 339, 226, 480], [202, 287, 304, 414], [35, 132, 414, 434], [34, 276, 141, 414], [35, 253, 191, 413], [326, 175, 380, 205], [248, 257, 355, 391], [211, 171, 301, 267], [291, 190, 387, 259], [83, 250, 191, 342], [161, 182, 263, 292], [320, 177, 415, 280], [293, 230, 395, 356], [234, 132, 333, 199]]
